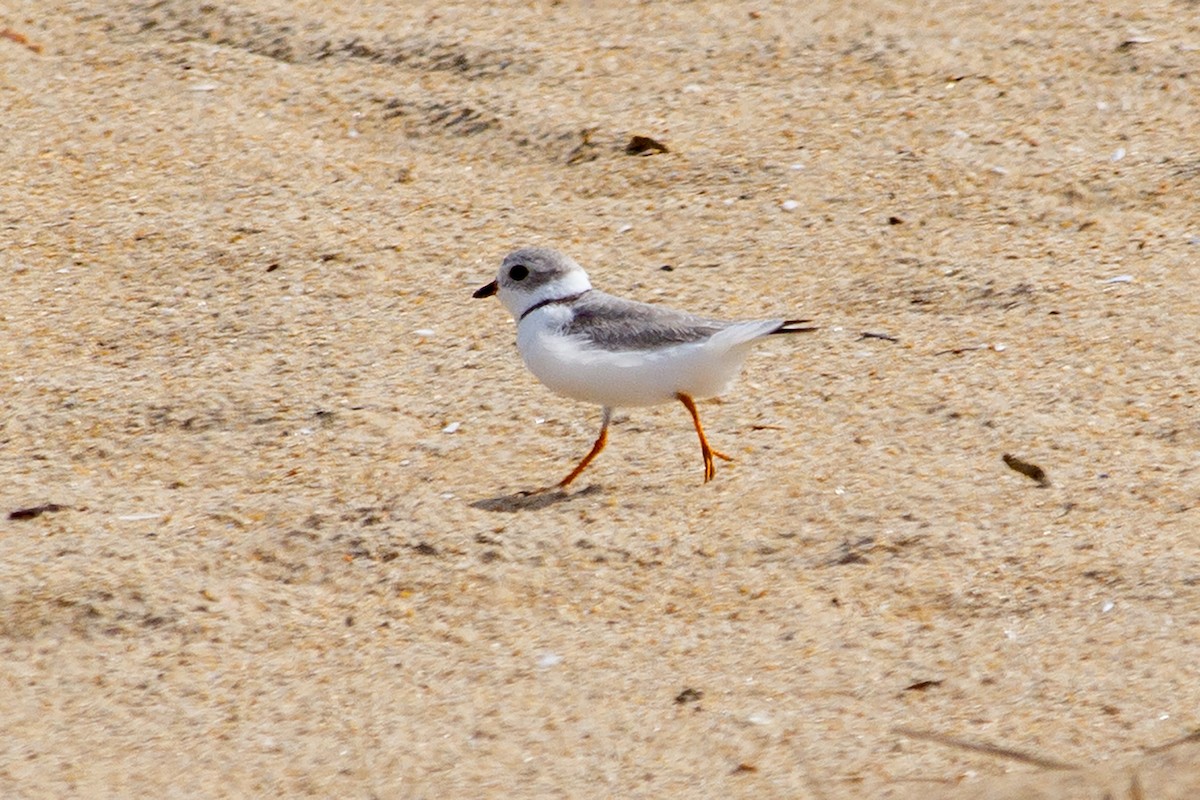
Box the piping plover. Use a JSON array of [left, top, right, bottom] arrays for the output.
[[473, 247, 815, 490]]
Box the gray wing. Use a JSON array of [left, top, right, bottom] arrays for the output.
[[563, 291, 730, 351]]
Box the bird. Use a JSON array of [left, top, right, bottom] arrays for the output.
[[472, 246, 815, 490]]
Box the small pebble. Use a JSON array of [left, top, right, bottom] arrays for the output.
[[780, 199, 800, 212], [442, 422, 460, 434]]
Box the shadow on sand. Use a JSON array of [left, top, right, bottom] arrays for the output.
[[469, 483, 602, 513]]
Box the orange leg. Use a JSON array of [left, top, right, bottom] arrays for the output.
[[677, 393, 733, 483], [552, 406, 612, 490]]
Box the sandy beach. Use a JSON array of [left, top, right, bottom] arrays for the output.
[[2, 1, 1198, 797]]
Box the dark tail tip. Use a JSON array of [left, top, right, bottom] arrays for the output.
[[772, 319, 818, 334]]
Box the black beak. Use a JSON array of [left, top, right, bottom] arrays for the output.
[[473, 280, 498, 299]]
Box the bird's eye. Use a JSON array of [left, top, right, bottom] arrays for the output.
[[508, 264, 529, 281]]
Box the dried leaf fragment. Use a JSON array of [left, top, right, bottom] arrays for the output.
[[1003, 453, 1050, 487], [625, 135, 669, 155]]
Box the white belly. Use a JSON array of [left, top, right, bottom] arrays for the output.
[[517, 320, 763, 408]]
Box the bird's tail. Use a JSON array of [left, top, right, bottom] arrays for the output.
[[770, 319, 818, 335]]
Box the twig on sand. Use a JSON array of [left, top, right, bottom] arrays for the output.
[[892, 726, 1078, 771], [1144, 727, 1200, 755], [932, 344, 990, 356], [860, 331, 899, 343]]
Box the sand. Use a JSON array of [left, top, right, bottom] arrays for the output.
[[2, 1, 1198, 797]]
